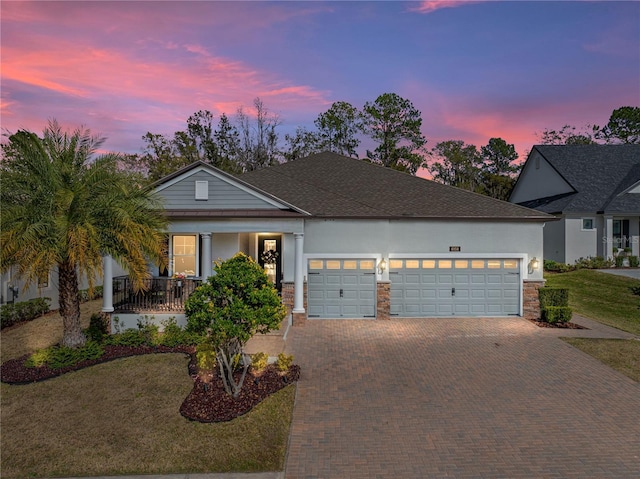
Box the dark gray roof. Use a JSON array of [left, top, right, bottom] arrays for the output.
[[517, 145, 640, 214], [240, 151, 552, 220]]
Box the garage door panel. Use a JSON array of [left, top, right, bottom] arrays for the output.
[[390, 258, 520, 317], [405, 288, 421, 299], [307, 259, 376, 318], [405, 274, 421, 284]]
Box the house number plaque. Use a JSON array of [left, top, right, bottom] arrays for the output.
[[449, 246, 461, 252]]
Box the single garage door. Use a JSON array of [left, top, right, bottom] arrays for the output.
[[390, 258, 520, 317], [307, 259, 376, 318]]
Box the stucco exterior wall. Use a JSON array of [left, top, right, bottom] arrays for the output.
[[303, 219, 545, 280], [565, 216, 598, 264]]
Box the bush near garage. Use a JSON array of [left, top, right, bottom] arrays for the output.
[[539, 287, 572, 324]]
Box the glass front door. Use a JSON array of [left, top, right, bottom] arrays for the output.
[[258, 235, 282, 292]]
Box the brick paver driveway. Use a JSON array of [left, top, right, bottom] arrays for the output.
[[283, 317, 640, 478]]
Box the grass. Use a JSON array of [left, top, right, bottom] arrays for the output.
[[544, 269, 640, 335], [560, 338, 640, 382], [545, 269, 640, 382], [0, 301, 296, 478]]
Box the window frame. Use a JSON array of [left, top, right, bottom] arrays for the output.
[[581, 218, 595, 231]]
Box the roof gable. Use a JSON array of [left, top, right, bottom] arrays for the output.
[[511, 145, 640, 214], [152, 162, 308, 214], [240, 152, 553, 221]]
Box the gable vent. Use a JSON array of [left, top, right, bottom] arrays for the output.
[[195, 181, 209, 200]]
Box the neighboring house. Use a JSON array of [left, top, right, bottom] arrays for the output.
[[102, 151, 554, 329], [509, 145, 640, 264]]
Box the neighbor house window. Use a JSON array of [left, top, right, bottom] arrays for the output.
[[172, 235, 197, 276], [582, 218, 595, 231]]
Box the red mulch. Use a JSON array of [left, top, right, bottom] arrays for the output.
[[0, 345, 299, 423], [527, 319, 587, 329]]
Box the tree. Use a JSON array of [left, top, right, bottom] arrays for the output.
[[596, 106, 640, 144], [139, 132, 191, 182], [480, 137, 519, 175], [283, 126, 321, 162], [361, 93, 427, 174], [536, 124, 598, 145], [214, 113, 242, 173], [0, 120, 167, 348], [477, 137, 520, 200], [236, 98, 281, 172], [429, 140, 483, 191], [184, 253, 286, 397], [314, 101, 362, 157]]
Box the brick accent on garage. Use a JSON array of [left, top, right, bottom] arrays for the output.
[[376, 281, 391, 320], [523, 280, 545, 320]]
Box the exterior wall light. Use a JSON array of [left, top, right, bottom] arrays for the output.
[[529, 257, 539, 273], [378, 258, 387, 274]]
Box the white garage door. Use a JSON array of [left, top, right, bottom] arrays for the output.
[[390, 258, 520, 317], [307, 259, 376, 318]]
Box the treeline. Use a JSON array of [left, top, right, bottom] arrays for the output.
[[118, 97, 639, 201]]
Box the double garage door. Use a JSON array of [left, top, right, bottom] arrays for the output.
[[390, 258, 520, 317], [307, 257, 520, 318]]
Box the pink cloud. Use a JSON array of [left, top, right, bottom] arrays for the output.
[[408, 1, 480, 14]]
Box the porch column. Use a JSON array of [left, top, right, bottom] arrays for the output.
[[293, 233, 305, 313], [102, 255, 114, 313], [201, 232, 212, 279], [605, 216, 614, 259]]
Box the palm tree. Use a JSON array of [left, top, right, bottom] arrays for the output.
[[1, 120, 167, 347]]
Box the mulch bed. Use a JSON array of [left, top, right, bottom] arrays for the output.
[[0, 345, 299, 423], [527, 319, 587, 329]]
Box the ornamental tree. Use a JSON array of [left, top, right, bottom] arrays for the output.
[[184, 253, 286, 397]]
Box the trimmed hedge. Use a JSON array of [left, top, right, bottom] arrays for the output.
[[542, 306, 573, 324], [539, 287, 572, 324], [0, 297, 51, 329], [539, 287, 569, 308]]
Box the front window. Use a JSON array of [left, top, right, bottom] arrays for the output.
[[582, 218, 595, 230], [172, 235, 197, 276]]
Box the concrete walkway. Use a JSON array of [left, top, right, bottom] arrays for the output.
[[597, 268, 640, 279], [283, 316, 640, 478]]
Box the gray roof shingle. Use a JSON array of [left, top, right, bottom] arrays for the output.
[[240, 151, 552, 220], [516, 145, 640, 214]]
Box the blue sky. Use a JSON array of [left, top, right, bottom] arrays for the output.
[[1, 1, 638, 162]]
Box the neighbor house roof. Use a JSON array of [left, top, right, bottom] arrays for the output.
[[515, 145, 640, 214], [240, 151, 552, 221]]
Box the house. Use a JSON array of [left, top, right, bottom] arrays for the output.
[[102, 151, 554, 329], [509, 145, 640, 264]]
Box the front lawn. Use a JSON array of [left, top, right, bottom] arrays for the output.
[[1, 354, 295, 478], [544, 269, 640, 335], [560, 338, 640, 382], [0, 301, 296, 478]]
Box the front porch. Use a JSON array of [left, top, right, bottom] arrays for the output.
[[112, 276, 202, 314]]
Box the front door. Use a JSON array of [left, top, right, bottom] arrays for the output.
[[258, 235, 282, 292]]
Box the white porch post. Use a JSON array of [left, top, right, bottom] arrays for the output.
[[102, 255, 114, 313], [605, 216, 614, 260], [293, 233, 305, 313], [201, 233, 212, 279]]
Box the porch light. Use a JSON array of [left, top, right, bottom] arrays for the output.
[[529, 257, 539, 272], [378, 258, 387, 274]]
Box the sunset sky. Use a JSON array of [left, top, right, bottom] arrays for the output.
[[1, 0, 639, 163]]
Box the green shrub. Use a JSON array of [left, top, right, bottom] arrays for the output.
[[25, 341, 104, 369], [615, 255, 625, 268], [251, 352, 269, 371], [1, 297, 51, 329], [544, 260, 573, 273], [574, 256, 614, 270], [542, 306, 573, 324], [104, 329, 149, 347], [85, 313, 109, 342], [157, 317, 203, 347], [629, 256, 639, 268], [196, 342, 217, 371], [78, 286, 104, 303], [276, 353, 294, 372], [539, 288, 569, 308]]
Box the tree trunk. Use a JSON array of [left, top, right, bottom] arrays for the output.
[[58, 261, 86, 348]]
